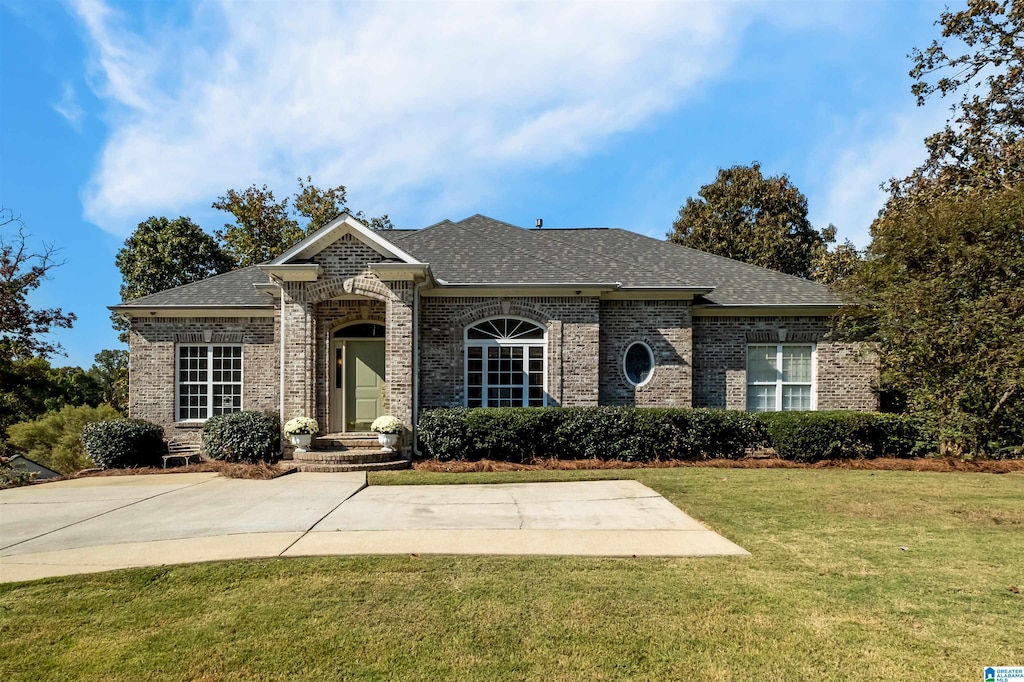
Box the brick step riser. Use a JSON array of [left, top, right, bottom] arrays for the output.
[[294, 450, 398, 464], [295, 461, 411, 473], [313, 439, 380, 450]]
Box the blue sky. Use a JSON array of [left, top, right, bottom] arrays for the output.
[[2, 0, 948, 368]]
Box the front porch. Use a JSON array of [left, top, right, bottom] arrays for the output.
[[290, 432, 411, 472]]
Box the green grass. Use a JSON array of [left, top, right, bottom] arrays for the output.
[[2, 468, 1022, 681]]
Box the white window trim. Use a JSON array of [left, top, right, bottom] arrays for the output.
[[746, 342, 817, 412], [175, 344, 244, 423], [623, 341, 656, 388], [463, 316, 548, 408]]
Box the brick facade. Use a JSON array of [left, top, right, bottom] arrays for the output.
[[418, 296, 600, 409], [692, 315, 878, 411], [128, 315, 278, 443], [599, 300, 692, 407]]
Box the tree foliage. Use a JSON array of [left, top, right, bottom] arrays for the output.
[[7, 404, 120, 474], [88, 349, 128, 414], [837, 187, 1024, 456], [896, 0, 1023, 198], [214, 177, 392, 267], [1, 208, 75, 359], [113, 216, 234, 341], [670, 163, 835, 279]]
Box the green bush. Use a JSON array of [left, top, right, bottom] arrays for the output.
[[417, 406, 769, 462], [7, 404, 121, 474], [417, 408, 469, 461], [202, 411, 280, 463], [756, 411, 922, 462], [81, 419, 164, 469], [417, 407, 919, 463]]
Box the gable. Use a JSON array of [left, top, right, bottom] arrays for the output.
[[271, 214, 420, 266], [311, 233, 392, 279]]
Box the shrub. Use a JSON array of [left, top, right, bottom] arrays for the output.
[[81, 419, 164, 469], [202, 411, 280, 463], [417, 408, 469, 461], [7, 404, 121, 474], [757, 411, 922, 462], [418, 407, 919, 463], [1, 456, 37, 488]]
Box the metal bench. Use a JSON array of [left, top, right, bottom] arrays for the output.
[[163, 439, 203, 468]]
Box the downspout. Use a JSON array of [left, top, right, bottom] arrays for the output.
[[412, 279, 427, 457]]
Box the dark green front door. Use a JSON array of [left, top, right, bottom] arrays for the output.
[[345, 340, 385, 431]]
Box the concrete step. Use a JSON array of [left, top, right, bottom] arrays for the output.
[[294, 459, 411, 473], [293, 448, 398, 464]]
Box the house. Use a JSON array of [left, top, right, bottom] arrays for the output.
[[111, 214, 877, 462]]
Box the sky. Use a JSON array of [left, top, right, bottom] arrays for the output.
[[1, 0, 951, 369]]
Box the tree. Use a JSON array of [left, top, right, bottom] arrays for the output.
[[1, 208, 75, 359], [810, 238, 862, 286], [896, 0, 1023, 198], [113, 216, 233, 341], [214, 177, 392, 267], [837, 186, 1023, 456], [88, 349, 128, 414], [670, 163, 832, 279], [1, 208, 77, 455], [7, 404, 120, 474]]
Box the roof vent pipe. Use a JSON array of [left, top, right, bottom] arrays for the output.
[[535, 218, 543, 229]]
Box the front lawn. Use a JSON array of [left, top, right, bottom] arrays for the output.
[[2, 468, 1021, 680]]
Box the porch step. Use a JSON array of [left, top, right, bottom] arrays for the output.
[[293, 448, 399, 464], [313, 432, 380, 450], [294, 459, 411, 473]]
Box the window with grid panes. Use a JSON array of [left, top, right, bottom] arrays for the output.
[[746, 344, 814, 412], [177, 345, 243, 420], [465, 318, 546, 407]]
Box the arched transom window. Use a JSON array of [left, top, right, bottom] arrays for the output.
[[465, 317, 546, 407]]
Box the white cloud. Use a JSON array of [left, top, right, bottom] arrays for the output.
[[810, 103, 949, 249], [53, 81, 84, 129], [70, 0, 789, 235]]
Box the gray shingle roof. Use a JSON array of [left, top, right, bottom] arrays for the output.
[[388, 215, 841, 306], [114, 215, 841, 308], [115, 266, 273, 308]]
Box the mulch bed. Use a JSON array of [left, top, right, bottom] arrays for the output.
[[74, 460, 295, 480], [412, 457, 1024, 474]]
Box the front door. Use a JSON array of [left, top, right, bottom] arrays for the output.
[[344, 340, 385, 431]]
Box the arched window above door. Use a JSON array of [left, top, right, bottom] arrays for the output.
[[334, 322, 385, 338]]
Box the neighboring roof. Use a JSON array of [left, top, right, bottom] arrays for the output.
[[114, 266, 274, 309], [388, 214, 840, 306], [112, 214, 841, 308], [9, 454, 61, 479]]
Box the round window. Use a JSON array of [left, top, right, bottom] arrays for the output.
[[623, 342, 655, 387]]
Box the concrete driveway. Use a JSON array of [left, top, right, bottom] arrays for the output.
[[0, 473, 747, 582]]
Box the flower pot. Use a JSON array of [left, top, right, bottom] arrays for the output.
[[377, 432, 399, 453], [289, 433, 312, 451]]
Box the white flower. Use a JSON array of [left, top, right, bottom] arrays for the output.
[[370, 415, 403, 434], [283, 417, 318, 436]]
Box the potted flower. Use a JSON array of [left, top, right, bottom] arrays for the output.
[[370, 415, 402, 453], [283, 417, 318, 451]]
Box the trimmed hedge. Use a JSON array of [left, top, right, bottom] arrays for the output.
[[417, 407, 924, 463], [81, 419, 165, 469], [755, 410, 921, 462], [202, 411, 281, 463]]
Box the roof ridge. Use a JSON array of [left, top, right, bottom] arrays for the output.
[[446, 217, 598, 282], [122, 264, 266, 305]]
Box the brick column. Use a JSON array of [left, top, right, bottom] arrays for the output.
[[385, 282, 414, 429], [281, 281, 315, 421]]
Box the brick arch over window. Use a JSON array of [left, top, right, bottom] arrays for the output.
[[308, 275, 396, 304], [454, 299, 553, 328]]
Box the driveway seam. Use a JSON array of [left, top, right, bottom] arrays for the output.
[[0, 477, 219, 553], [276, 476, 368, 557]]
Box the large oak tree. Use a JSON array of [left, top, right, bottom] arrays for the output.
[[670, 163, 836, 279]]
